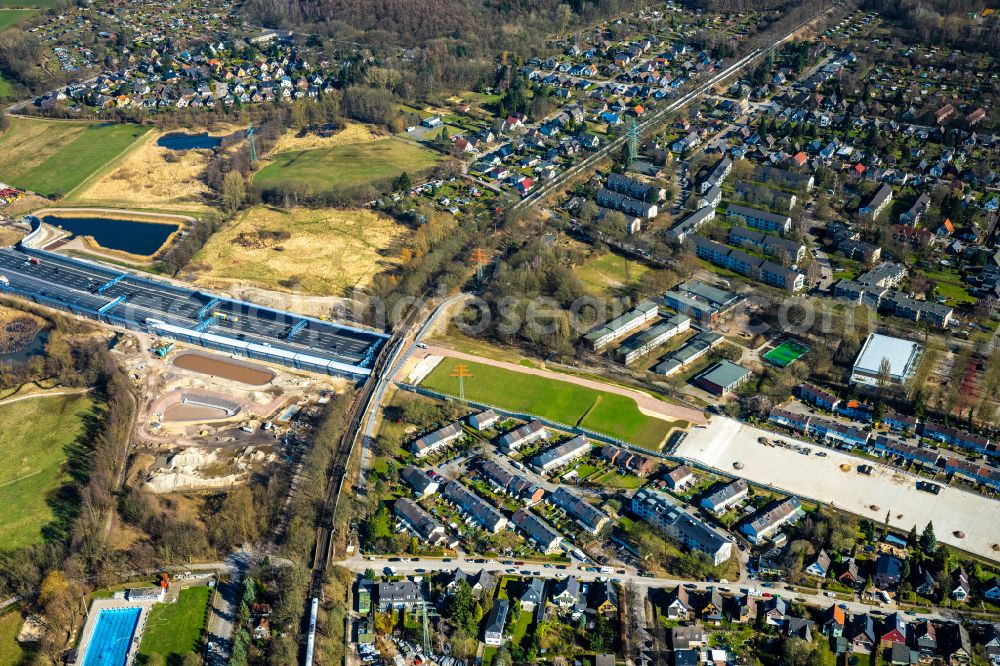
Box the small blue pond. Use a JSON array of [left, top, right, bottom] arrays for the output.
[[43, 214, 179, 256], [0, 328, 48, 365], [157, 132, 223, 150]]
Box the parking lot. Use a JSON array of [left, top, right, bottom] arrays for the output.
[[676, 417, 1000, 561]]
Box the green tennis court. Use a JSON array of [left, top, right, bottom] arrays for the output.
[[762, 341, 810, 367]]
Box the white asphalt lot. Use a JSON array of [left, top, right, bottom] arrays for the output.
[[676, 417, 1000, 563]]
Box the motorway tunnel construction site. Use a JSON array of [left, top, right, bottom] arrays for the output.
[[0, 244, 388, 379]]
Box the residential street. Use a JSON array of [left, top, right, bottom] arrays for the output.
[[334, 554, 967, 623]]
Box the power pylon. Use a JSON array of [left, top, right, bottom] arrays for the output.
[[247, 123, 258, 163], [450, 363, 473, 402], [626, 117, 639, 167], [471, 248, 486, 282]]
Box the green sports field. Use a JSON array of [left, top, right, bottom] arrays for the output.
[[0, 117, 149, 197], [420, 358, 679, 450], [137, 586, 211, 663], [762, 341, 809, 368], [0, 393, 95, 551], [254, 137, 441, 193]]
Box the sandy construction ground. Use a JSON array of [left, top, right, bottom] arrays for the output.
[[676, 417, 1000, 562]]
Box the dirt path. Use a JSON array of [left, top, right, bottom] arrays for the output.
[[0, 386, 93, 407], [421, 345, 707, 425]]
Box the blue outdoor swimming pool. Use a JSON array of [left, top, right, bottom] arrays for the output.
[[82, 607, 141, 666]]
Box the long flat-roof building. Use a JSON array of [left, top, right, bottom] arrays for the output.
[[616, 313, 691, 364], [549, 487, 609, 534], [511, 508, 564, 552], [662, 280, 743, 322], [666, 206, 717, 242], [632, 488, 733, 565], [651, 330, 724, 376], [443, 481, 508, 533], [850, 333, 923, 387], [532, 435, 592, 474], [583, 301, 659, 351], [726, 204, 792, 234]]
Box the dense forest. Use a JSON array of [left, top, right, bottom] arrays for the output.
[[863, 0, 1000, 52], [242, 0, 645, 49]]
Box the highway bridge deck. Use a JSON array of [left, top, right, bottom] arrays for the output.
[[0, 247, 387, 378]]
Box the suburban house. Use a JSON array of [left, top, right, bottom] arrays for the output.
[[510, 508, 564, 553], [519, 578, 546, 610], [590, 581, 620, 618], [497, 420, 549, 453], [400, 465, 439, 498], [805, 549, 832, 578], [394, 498, 448, 546], [874, 555, 904, 590], [700, 478, 748, 514], [531, 435, 592, 474], [601, 444, 656, 477], [376, 581, 424, 611], [741, 497, 803, 544], [410, 421, 464, 458], [549, 487, 610, 534], [665, 586, 693, 619], [443, 481, 508, 533], [446, 569, 496, 598], [820, 604, 846, 638], [665, 465, 695, 490], [483, 599, 510, 646], [469, 409, 500, 431]]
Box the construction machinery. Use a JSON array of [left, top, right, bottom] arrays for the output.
[[151, 340, 175, 358]]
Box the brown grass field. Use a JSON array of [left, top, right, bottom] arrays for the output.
[[67, 127, 239, 212], [267, 122, 386, 154], [189, 205, 406, 296]]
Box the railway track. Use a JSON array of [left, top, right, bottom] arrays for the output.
[[306, 300, 425, 597], [513, 0, 856, 213]]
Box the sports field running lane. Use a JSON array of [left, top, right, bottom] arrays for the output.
[[420, 345, 707, 425]]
